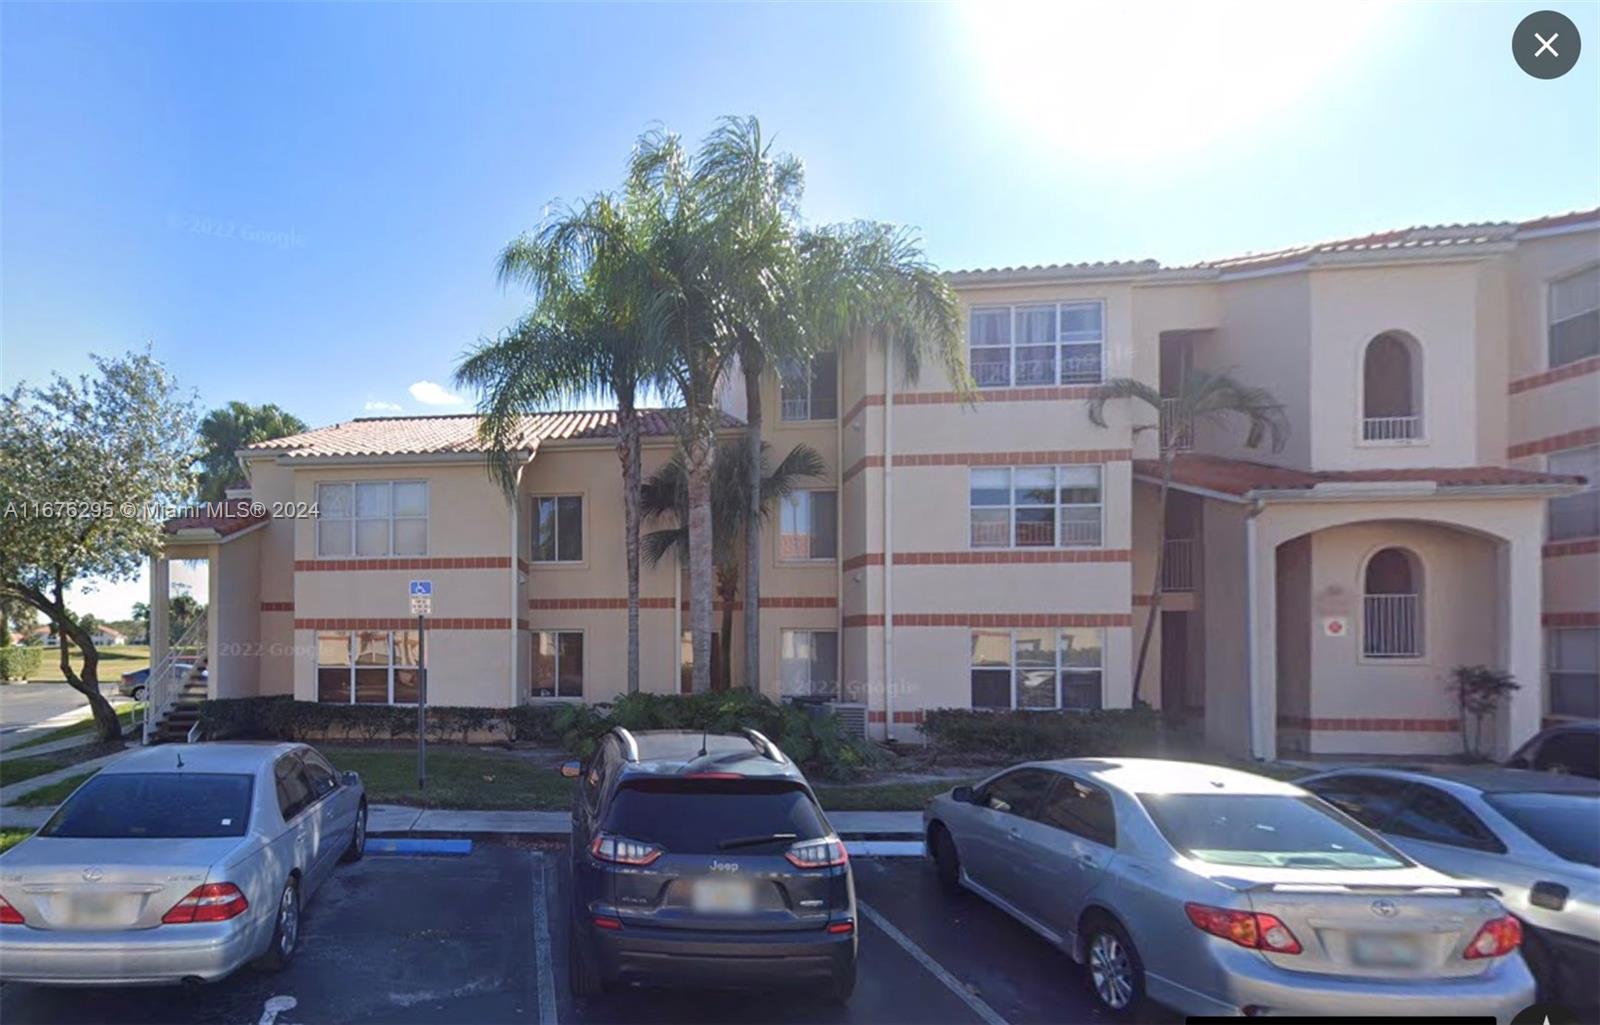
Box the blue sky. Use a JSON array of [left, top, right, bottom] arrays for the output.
[[2, 1, 1597, 618]]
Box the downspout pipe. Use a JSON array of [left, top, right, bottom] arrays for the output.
[[883, 348, 895, 740], [1244, 498, 1266, 760]]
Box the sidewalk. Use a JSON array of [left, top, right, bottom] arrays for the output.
[[0, 747, 137, 810]]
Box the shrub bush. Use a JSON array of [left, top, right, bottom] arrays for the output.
[[918, 707, 1165, 763], [0, 647, 44, 681], [197, 697, 512, 744]]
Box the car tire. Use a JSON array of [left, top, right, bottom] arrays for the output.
[[829, 958, 857, 1004], [1520, 924, 1559, 1003], [132, 686, 146, 701], [929, 824, 962, 893], [568, 906, 606, 999], [255, 877, 301, 973], [341, 803, 367, 863], [1082, 915, 1145, 1019]]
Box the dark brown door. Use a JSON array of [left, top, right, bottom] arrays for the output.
[[1160, 612, 1188, 716]]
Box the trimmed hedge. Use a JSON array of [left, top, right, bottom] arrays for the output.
[[0, 647, 44, 681], [918, 707, 1165, 763], [196, 690, 876, 781]]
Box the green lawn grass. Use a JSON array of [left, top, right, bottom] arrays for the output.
[[0, 755, 73, 788], [11, 705, 141, 751], [0, 828, 33, 855], [7, 769, 98, 807], [325, 746, 578, 810], [23, 644, 149, 684]]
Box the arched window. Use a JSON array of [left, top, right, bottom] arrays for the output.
[[1362, 333, 1422, 441], [1363, 547, 1423, 658]]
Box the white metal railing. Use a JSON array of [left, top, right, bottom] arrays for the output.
[[1363, 593, 1421, 658], [973, 361, 1010, 387], [1060, 349, 1102, 384], [1363, 415, 1420, 441], [1061, 511, 1102, 546], [1161, 399, 1194, 452], [1013, 358, 1057, 386], [1162, 538, 1195, 592], [781, 396, 810, 421], [142, 614, 208, 744]]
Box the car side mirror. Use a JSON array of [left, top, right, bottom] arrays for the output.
[[559, 760, 582, 779], [952, 785, 975, 804], [341, 771, 360, 787]]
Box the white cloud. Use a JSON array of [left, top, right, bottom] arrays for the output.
[[363, 399, 403, 413], [408, 380, 464, 406]]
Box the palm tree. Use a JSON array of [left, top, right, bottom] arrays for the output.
[[196, 402, 306, 501], [639, 438, 826, 690], [1087, 368, 1288, 706], [455, 194, 664, 694], [689, 116, 969, 691]]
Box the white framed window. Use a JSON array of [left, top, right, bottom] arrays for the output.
[[1362, 548, 1423, 658], [780, 629, 840, 700], [532, 495, 583, 562], [779, 352, 838, 421], [1548, 446, 1600, 541], [967, 301, 1105, 389], [315, 481, 428, 557], [1549, 267, 1600, 369], [779, 489, 837, 560], [1549, 628, 1599, 719], [533, 630, 584, 698], [969, 628, 1104, 711], [970, 466, 1103, 548], [316, 630, 420, 704]]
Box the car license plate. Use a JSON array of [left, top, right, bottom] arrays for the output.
[[66, 892, 127, 927], [692, 878, 756, 914], [1351, 934, 1421, 967]]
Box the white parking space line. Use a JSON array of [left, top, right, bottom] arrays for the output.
[[531, 851, 559, 1025], [257, 995, 298, 1025], [857, 900, 1010, 1025]]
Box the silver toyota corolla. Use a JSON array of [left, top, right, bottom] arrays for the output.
[[0, 742, 367, 986], [924, 758, 1535, 1022], [1300, 765, 1599, 1013]]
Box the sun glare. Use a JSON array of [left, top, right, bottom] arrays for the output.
[[954, 1, 1399, 165]]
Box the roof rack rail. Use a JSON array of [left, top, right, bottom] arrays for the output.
[[612, 726, 640, 762], [740, 727, 785, 763]]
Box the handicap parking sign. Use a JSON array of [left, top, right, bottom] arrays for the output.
[[409, 580, 432, 597]]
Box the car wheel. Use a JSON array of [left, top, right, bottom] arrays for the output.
[[1083, 916, 1145, 1018], [132, 686, 146, 701], [256, 878, 301, 972], [929, 825, 962, 893], [568, 905, 606, 998], [341, 803, 367, 863], [829, 958, 857, 1004], [1520, 924, 1558, 1002]]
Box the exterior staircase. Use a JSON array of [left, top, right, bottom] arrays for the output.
[[142, 614, 209, 746], [147, 662, 208, 745]]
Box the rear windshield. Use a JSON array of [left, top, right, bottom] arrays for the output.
[[41, 773, 253, 839], [1484, 792, 1600, 867], [603, 779, 828, 854], [1140, 793, 1409, 869]]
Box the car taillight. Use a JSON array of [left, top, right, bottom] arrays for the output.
[[785, 836, 848, 869], [0, 894, 24, 925], [826, 919, 854, 934], [590, 834, 663, 866], [1184, 903, 1302, 954], [1464, 915, 1522, 959], [162, 883, 249, 924]]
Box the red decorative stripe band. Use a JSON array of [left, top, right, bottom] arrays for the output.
[[867, 710, 926, 724], [1544, 611, 1600, 627], [845, 386, 1105, 426], [845, 449, 1132, 483], [1509, 356, 1600, 395], [260, 601, 294, 612], [294, 617, 513, 630], [846, 613, 1130, 628], [1544, 538, 1600, 558], [1278, 716, 1457, 733], [1507, 426, 1600, 460], [296, 557, 512, 572], [528, 598, 674, 610]]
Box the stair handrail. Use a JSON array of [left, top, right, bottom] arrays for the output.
[[142, 614, 208, 744]]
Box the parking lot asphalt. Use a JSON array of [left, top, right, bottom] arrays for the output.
[[0, 841, 1125, 1025]]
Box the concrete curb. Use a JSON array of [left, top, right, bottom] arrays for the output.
[[365, 805, 926, 841]]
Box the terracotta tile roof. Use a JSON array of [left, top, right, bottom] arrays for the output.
[[949, 209, 1598, 280], [163, 499, 270, 537], [1135, 454, 1585, 498], [241, 409, 736, 459]]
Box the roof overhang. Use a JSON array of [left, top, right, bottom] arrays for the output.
[[1134, 470, 1583, 504]]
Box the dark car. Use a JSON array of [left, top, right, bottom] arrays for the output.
[[1507, 721, 1600, 779], [561, 727, 856, 1002]]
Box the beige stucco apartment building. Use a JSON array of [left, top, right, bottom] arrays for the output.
[[154, 210, 1599, 760]]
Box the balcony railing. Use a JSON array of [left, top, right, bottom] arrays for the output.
[[780, 396, 811, 420], [1162, 537, 1195, 592], [1363, 415, 1421, 441], [1160, 398, 1194, 452], [1363, 593, 1422, 658]]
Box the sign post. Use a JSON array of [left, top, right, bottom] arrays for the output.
[[409, 581, 432, 790]]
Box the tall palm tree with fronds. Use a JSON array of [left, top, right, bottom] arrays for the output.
[[1087, 368, 1288, 707], [690, 116, 969, 691], [455, 193, 663, 695], [640, 438, 826, 690]]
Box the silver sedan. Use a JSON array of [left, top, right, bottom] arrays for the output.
[[924, 758, 1535, 1022], [0, 741, 367, 986]]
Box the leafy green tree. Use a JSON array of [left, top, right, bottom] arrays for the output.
[[169, 590, 204, 639], [457, 194, 666, 696], [0, 350, 199, 741], [640, 438, 825, 689], [1087, 369, 1287, 706], [195, 401, 306, 501]]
